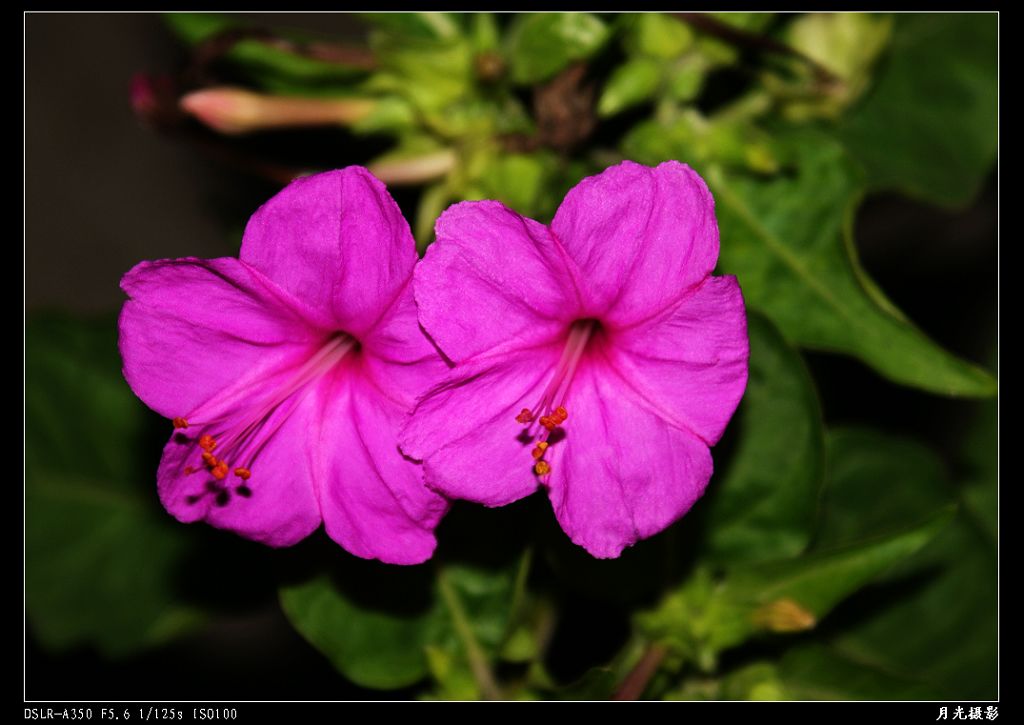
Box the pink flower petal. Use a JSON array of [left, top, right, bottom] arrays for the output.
[[401, 349, 559, 507], [602, 276, 749, 445], [360, 276, 452, 408], [240, 167, 418, 338], [545, 359, 714, 559], [158, 380, 322, 547], [313, 361, 449, 565], [119, 257, 322, 420], [415, 200, 580, 363], [551, 161, 719, 326]]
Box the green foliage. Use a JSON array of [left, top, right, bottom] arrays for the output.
[[811, 427, 998, 700], [27, 12, 996, 701], [698, 313, 824, 565], [280, 560, 522, 694], [712, 130, 995, 397], [839, 13, 997, 206], [25, 315, 206, 656], [505, 13, 610, 84], [164, 13, 367, 95]]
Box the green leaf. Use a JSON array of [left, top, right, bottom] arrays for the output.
[[360, 13, 463, 41], [279, 572, 439, 690], [622, 14, 694, 59], [622, 110, 782, 174], [366, 30, 473, 114], [506, 13, 610, 84], [597, 58, 662, 117], [711, 130, 996, 397], [839, 13, 997, 206], [813, 428, 997, 699], [814, 429, 952, 550], [477, 152, 556, 218], [163, 13, 367, 94], [638, 509, 949, 672], [350, 96, 416, 135], [698, 313, 824, 565], [280, 562, 518, 692], [776, 643, 931, 700], [735, 509, 951, 616], [26, 315, 206, 656]]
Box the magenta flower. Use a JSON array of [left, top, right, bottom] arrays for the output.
[[119, 168, 448, 564], [401, 161, 749, 558]]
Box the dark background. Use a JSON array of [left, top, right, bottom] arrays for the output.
[[25, 13, 997, 700]]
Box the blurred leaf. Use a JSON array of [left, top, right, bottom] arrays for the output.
[[664, 57, 707, 102], [623, 110, 781, 174], [727, 508, 951, 630], [549, 667, 619, 700], [622, 14, 693, 59], [415, 183, 454, 252], [711, 130, 996, 397], [164, 13, 367, 94], [478, 152, 556, 217], [639, 510, 950, 670], [814, 429, 952, 550], [350, 95, 416, 135], [839, 13, 997, 206], [813, 428, 997, 699], [26, 315, 205, 656], [360, 12, 463, 41], [664, 662, 785, 700], [708, 12, 775, 32], [699, 313, 824, 565], [506, 13, 610, 84], [367, 30, 473, 114], [598, 58, 662, 117], [960, 398, 997, 542], [279, 572, 439, 690], [280, 562, 518, 692], [776, 643, 931, 699], [470, 13, 501, 53], [779, 13, 893, 121]]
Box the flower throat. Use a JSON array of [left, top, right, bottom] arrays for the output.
[[514, 319, 599, 478]]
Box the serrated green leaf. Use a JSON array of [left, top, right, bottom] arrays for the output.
[[506, 13, 610, 84], [839, 13, 997, 206], [597, 58, 662, 117], [26, 315, 206, 656], [698, 313, 824, 565], [711, 130, 996, 397]]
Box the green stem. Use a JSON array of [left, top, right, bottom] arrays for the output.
[[437, 567, 503, 700]]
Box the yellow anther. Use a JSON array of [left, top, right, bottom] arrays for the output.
[[172, 417, 189, 429], [534, 460, 551, 476]]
